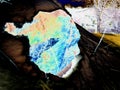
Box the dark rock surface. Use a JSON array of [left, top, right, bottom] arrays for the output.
[[69, 24, 120, 90], [0, 0, 120, 90]]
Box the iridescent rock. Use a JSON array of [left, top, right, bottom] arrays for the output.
[[5, 10, 80, 75]]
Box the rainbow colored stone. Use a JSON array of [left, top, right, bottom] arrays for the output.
[[5, 10, 80, 75]]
